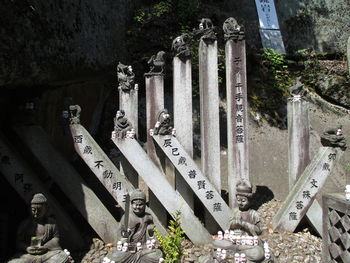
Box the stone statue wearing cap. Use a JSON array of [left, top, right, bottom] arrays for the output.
[[210, 181, 266, 263], [107, 189, 163, 263], [7, 193, 70, 263]]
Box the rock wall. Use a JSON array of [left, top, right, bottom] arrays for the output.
[[0, 0, 133, 86]]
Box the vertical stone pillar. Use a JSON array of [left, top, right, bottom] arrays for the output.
[[119, 87, 139, 188], [224, 18, 249, 208], [199, 38, 221, 192], [347, 35, 350, 76], [172, 34, 194, 209], [287, 98, 310, 189], [145, 72, 167, 225]]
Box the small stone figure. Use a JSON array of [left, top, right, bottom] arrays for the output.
[[321, 124, 347, 150], [205, 181, 267, 263], [172, 34, 191, 61], [107, 189, 163, 263], [289, 77, 307, 100], [153, 109, 175, 136], [147, 51, 166, 74], [114, 110, 133, 139], [69, 105, 81, 125], [223, 17, 244, 41], [196, 18, 217, 43], [117, 62, 136, 91], [7, 193, 71, 263]]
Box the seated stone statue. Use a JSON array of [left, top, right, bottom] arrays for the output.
[[211, 181, 266, 263], [7, 193, 70, 263], [107, 189, 163, 263]]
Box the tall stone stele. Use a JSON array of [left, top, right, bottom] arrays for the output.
[[224, 17, 249, 208], [107, 189, 163, 263], [7, 193, 71, 263]]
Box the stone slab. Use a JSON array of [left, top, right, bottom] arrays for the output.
[[225, 39, 249, 208], [13, 125, 120, 244], [111, 137, 212, 244], [272, 147, 343, 232], [199, 40, 221, 192], [153, 134, 233, 230], [173, 57, 194, 209], [322, 193, 350, 262], [70, 123, 167, 235], [254, 0, 280, 30], [0, 133, 84, 249]]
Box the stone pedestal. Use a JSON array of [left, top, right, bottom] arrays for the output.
[[173, 57, 194, 209], [225, 38, 249, 208], [199, 39, 221, 192], [145, 73, 168, 225], [322, 193, 350, 262]]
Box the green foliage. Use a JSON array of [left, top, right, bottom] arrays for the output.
[[154, 211, 185, 263], [261, 48, 291, 95], [134, 0, 173, 25]]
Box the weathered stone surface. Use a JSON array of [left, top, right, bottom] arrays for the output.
[[111, 137, 212, 244], [0, 0, 133, 86], [173, 56, 194, 209], [70, 123, 167, 236], [153, 135, 233, 230], [347, 35, 350, 75], [272, 147, 343, 233], [225, 35, 249, 208], [199, 39, 221, 192], [13, 125, 120, 244], [0, 132, 84, 249]]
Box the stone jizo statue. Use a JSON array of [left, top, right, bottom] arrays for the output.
[[107, 189, 163, 263], [117, 62, 136, 91], [7, 193, 70, 263], [207, 180, 267, 263]]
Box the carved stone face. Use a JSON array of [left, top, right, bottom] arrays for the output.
[[236, 195, 249, 211], [132, 199, 146, 216], [31, 203, 47, 220]]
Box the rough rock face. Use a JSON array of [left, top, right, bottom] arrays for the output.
[[0, 0, 133, 86]]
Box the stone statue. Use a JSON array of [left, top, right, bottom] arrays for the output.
[[196, 18, 217, 43], [147, 51, 166, 74], [172, 34, 191, 61], [117, 62, 136, 91], [205, 181, 267, 263], [69, 105, 81, 125], [107, 189, 163, 263], [321, 124, 347, 150], [289, 77, 307, 100], [153, 109, 175, 136], [113, 110, 134, 139], [7, 193, 71, 263], [223, 17, 244, 41]]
